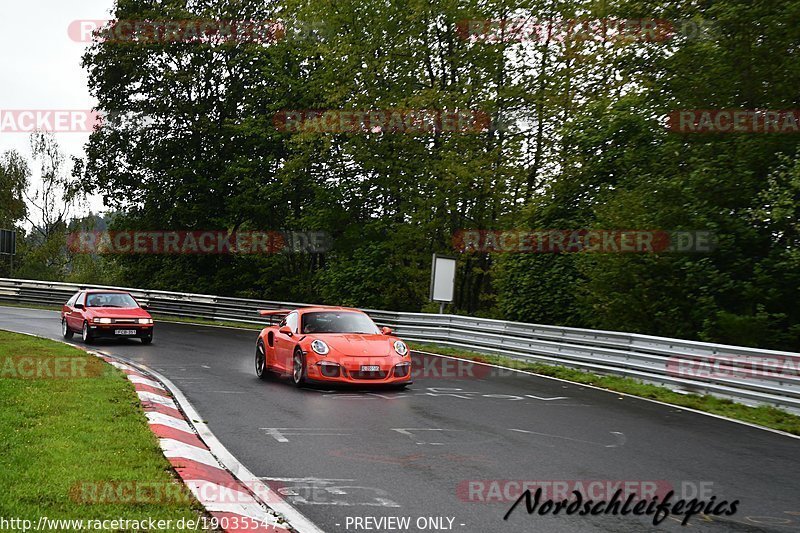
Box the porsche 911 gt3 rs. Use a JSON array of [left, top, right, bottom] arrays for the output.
[[254, 307, 412, 387]]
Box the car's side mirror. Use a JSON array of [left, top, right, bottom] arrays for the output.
[[74, 303, 84, 310], [279, 325, 293, 337], [381, 326, 393, 335], [140, 303, 149, 310]]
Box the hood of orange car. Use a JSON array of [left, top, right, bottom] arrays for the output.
[[316, 334, 394, 357]]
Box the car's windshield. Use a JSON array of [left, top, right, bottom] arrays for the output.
[[301, 311, 379, 334], [85, 293, 139, 308]]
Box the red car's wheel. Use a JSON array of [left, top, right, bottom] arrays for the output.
[[292, 349, 306, 387], [62, 318, 74, 339], [81, 321, 94, 344], [255, 340, 270, 380]]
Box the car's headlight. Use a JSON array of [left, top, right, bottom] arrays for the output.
[[139, 318, 153, 325], [393, 340, 408, 356], [310, 339, 329, 355], [94, 317, 112, 324]]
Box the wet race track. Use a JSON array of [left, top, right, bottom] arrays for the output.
[[1, 307, 799, 533]]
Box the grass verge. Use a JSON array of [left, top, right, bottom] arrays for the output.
[[150, 314, 264, 331], [0, 330, 212, 531], [0, 301, 61, 312], [408, 341, 800, 436]]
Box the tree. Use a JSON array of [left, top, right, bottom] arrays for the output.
[[0, 151, 28, 228], [16, 132, 85, 280]]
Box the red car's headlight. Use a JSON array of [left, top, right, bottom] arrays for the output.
[[393, 340, 408, 356], [311, 339, 329, 355]]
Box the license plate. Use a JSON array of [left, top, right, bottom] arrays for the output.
[[360, 365, 381, 372], [115, 329, 137, 336]]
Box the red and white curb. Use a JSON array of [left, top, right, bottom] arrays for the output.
[[86, 350, 324, 533]]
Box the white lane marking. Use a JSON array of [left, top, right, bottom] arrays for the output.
[[145, 412, 194, 433], [109, 361, 133, 371], [160, 438, 221, 469], [608, 431, 627, 447], [525, 394, 569, 401], [261, 428, 351, 443], [420, 387, 569, 401], [391, 428, 460, 445], [509, 428, 627, 448], [272, 481, 402, 508], [261, 477, 356, 482], [128, 375, 165, 389], [411, 350, 800, 440], [137, 390, 178, 408]]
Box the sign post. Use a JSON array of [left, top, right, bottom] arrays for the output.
[[0, 229, 17, 277], [429, 253, 456, 314]]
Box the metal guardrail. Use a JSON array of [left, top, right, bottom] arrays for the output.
[[1, 277, 799, 414]]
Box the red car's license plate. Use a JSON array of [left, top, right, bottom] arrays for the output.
[[360, 365, 380, 372], [115, 329, 137, 335]]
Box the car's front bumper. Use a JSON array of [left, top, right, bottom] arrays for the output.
[[88, 324, 153, 339], [305, 355, 413, 385]]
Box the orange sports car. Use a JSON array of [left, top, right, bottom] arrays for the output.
[[254, 307, 412, 388]]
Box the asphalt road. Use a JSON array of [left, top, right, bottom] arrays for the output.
[[1, 306, 799, 533]]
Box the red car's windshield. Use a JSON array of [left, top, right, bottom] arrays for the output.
[[86, 293, 139, 308], [301, 312, 380, 334]]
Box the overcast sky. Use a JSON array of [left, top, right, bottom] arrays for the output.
[[1, 0, 116, 216]]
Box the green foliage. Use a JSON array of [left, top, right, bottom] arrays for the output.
[[0, 151, 28, 228], [56, 0, 800, 350], [316, 223, 429, 310]]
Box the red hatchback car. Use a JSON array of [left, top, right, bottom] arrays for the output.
[[61, 290, 154, 344]]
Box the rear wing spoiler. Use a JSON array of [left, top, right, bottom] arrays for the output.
[[257, 309, 292, 325], [258, 309, 292, 317]]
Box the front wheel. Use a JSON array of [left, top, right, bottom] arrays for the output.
[[62, 319, 74, 339], [141, 334, 153, 345], [81, 321, 93, 344], [255, 340, 270, 380], [292, 350, 306, 387]]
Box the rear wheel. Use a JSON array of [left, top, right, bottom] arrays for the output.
[[62, 319, 73, 339], [255, 340, 270, 380], [292, 350, 306, 387], [81, 321, 93, 344]]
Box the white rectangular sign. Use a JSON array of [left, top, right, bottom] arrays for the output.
[[430, 254, 456, 302]]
